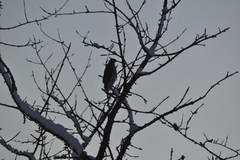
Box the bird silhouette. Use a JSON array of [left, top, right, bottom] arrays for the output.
[[103, 58, 117, 93]]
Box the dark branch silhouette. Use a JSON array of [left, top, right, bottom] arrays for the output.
[[0, 0, 239, 159]]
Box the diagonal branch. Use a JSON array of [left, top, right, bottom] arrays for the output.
[[138, 71, 238, 131], [0, 137, 36, 160], [0, 56, 84, 156]]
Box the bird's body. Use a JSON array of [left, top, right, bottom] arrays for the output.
[[103, 58, 117, 92]]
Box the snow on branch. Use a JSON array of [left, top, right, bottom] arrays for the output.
[[0, 137, 36, 160], [13, 92, 83, 155], [147, 0, 168, 56], [50, 94, 91, 146], [0, 56, 83, 156], [113, 89, 138, 133]]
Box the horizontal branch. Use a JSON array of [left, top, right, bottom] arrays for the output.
[[0, 39, 42, 47]]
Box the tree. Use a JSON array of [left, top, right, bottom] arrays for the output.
[[0, 0, 239, 159]]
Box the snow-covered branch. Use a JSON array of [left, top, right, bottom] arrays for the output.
[[0, 57, 83, 156], [0, 137, 36, 160], [50, 94, 90, 146]]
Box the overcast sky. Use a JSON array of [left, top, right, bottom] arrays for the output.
[[0, 0, 240, 159]]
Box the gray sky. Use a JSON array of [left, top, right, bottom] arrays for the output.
[[0, 0, 240, 159]]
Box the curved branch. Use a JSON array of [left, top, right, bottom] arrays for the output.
[[0, 56, 83, 156], [0, 137, 36, 160]]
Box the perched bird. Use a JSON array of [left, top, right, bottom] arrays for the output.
[[103, 58, 117, 92]]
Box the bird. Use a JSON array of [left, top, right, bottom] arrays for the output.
[[103, 58, 117, 93]]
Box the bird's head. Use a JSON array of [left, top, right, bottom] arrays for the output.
[[109, 58, 117, 63]]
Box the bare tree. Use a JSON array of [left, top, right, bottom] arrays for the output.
[[0, 0, 239, 160]]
